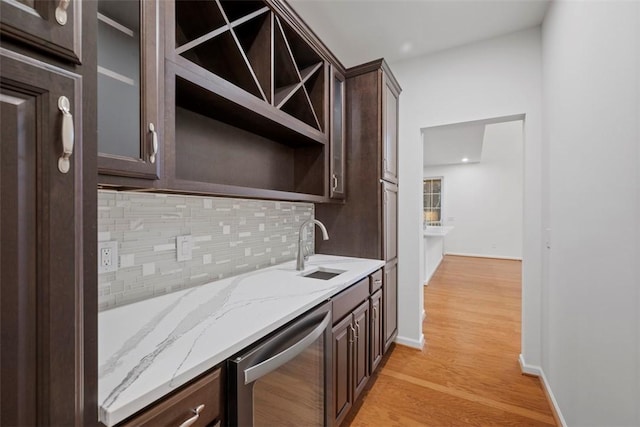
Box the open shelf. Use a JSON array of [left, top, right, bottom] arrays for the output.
[[233, 11, 272, 103], [173, 76, 326, 198], [175, 0, 227, 48], [219, 0, 266, 24], [180, 30, 264, 100], [169, 0, 331, 200], [304, 66, 325, 131], [281, 86, 319, 130]]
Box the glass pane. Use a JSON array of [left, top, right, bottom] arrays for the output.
[[97, 0, 141, 158], [433, 179, 442, 193], [332, 76, 344, 193], [253, 337, 324, 426], [424, 180, 432, 194]]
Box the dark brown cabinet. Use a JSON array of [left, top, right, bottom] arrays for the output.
[[332, 299, 369, 427], [0, 46, 95, 426], [97, 0, 162, 184], [120, 367, 223, 427], [382, 74, 399, 184], [383, 259, 399, 351], [369, 289, 383, 373], [0, 0, 81, 63], [383, 181, 398, 262], [316, 59, 401, 358], [332, 314, 353, 425], [329, 65, 346, 199]]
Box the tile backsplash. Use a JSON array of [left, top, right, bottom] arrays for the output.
[[98, 190, 314, 311]]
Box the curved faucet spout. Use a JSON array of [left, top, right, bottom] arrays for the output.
[[297, 219, 329, 271]]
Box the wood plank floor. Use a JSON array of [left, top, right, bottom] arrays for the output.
[[347, 255, 556, 426]]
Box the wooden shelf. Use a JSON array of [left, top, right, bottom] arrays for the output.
[[233, 11, 272, 103], [180, 30, 264, 100], [175, 0, 227, 47], [168, 0, 333, 201]]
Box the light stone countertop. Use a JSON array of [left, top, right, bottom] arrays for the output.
[[424, 225, 454, 237], [98, 254, 384, 426]]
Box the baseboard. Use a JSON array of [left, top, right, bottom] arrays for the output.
[[445, 252, 522, 261], [395, 334, 424, 350], [518, 354, 567, 427]]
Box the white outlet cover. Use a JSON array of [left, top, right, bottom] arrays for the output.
[[176, 235, 193, 262], [98, 240, 118, 274]]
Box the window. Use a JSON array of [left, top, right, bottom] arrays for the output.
[[423, 178, 442, 226]]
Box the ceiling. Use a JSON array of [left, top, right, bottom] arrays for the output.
[[288, 0, 550, 67], [422, 115, 523, 166]]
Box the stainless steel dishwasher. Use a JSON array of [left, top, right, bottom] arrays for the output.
[[227, 301, 332, 426]]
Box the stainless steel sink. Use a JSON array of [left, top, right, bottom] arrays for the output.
[[300, 267, 346, 280]]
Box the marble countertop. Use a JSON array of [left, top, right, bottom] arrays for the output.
[[98, 254, 384, 426], [424, 226, 454, 237]]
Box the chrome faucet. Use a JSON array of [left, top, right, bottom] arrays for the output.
[[296, 219, 329, 271]]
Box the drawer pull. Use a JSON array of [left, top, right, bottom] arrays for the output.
[[149, 123, 158, 164], [178, 404, 204, 427], [55, 0, 70, 25]]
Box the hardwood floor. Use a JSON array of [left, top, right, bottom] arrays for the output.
[[347, 255, 556, 426]]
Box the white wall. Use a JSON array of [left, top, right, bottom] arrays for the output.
[[424, 120, 524, 259], [542, 1, 640, 425], [392, 28, 543, 362]]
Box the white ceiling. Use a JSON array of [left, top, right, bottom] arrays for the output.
[[423, 122, 485, 166], [288, 0, 550, 67], [422, 115, 524, 165]]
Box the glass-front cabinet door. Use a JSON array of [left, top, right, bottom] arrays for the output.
[[330, 66, 346, 199], [97, 0, 160, 182]]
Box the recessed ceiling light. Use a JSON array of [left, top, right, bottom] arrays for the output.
[[461, 158, 469, 163], [401, 42, 412, 53]]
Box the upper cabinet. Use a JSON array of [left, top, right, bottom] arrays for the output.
[[97, 0, 162, 183], [382, 73, 399, 184], [329, 65, 346, 199], [0, 0, 81, 63], [161, 0, 342, 202]]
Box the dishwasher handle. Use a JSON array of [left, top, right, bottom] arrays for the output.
[[244, 312, 330, 384]]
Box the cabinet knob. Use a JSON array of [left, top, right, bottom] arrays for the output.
[[178, 404, 205, 427], [149, 123, 158, 164], [331, 174, 338, 191], [57, 96, 74, 174], [55, 0, 70, 25]]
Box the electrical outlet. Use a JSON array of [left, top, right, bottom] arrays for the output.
[[98, 241, 118, 274], [176, 235, 193, 262]]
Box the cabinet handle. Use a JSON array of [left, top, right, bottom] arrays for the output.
[[355, 321, 360, 340], [349, 324, 356, 344], [55, 0, 70, 25], [331, 174, 338, 191], [373, 305, 378, 320], [57, 96, 74, 174], [374, 279, 382, 286], [149, 123, 158, 164], [178, 404, 205, 427]]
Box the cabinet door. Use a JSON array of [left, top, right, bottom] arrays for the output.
[[332, 315, 353, 426], [1, 49, 85, 425], [370, 289, 383, 373], [352, 301, 370, 401], [0, 0, 81, 62], [97, 0, 161, 181], [381, 73, 398, 183], [329, 66, 346, 199], [383, 181, 398, 261], [383, 259, 398, 352]]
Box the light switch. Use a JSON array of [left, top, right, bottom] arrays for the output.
[[177, 235, 193, 261]]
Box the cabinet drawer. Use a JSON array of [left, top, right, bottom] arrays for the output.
[[369, 269, 383, 293], [120, 367, 222, 427], [332, 277, 369, 324]]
